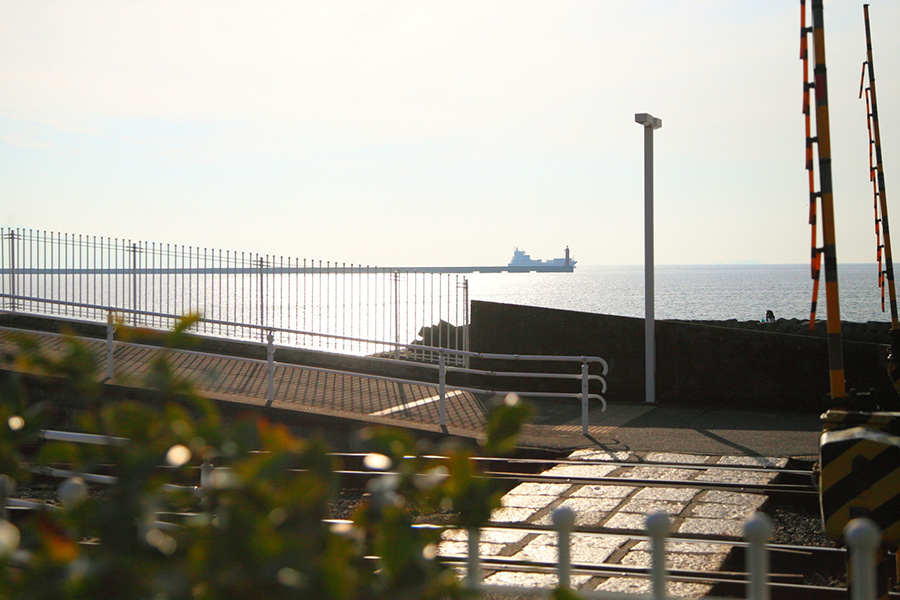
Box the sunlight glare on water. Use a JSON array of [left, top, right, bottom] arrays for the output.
[[466, 264, 890, 323]]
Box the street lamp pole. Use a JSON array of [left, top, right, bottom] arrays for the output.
[[635, 113, 662, 404]]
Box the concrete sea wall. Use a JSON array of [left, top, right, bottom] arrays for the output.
[[468, 300, 892, 411]]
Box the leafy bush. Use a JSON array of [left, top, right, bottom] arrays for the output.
[[0, 320, 533, 599]]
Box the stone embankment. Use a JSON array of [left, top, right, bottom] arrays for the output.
[[684, 318, 892, 345]]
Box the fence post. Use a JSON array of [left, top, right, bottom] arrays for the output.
[[258, 256, 266, 342], [744, 512, 772, 600], [393, 270, 400, 360], [465, 527, 481, 592], [646, 512, 670, 600], [553, 507, 575, 590], [463, 278, 470, 366], [7, 230, 17, 311], [581, 361, 590, 436], [0, 474, 11, 521], [199, 461, 214, 513], [845, 518, 881, 600], [266, 330, 275, 407], [129, 242, 139, 326], [106, 311, 116, 380], [438, 352, 447, 429]]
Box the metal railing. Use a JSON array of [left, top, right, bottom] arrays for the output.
[[0, 306, 608, 432], [461, 511, 884, 600], [1, 291, 469, 365], [0, 436, 886, 600], [1, 227, 469, 356]]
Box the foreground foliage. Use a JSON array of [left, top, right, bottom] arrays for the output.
[[0, 320, 533, 599]]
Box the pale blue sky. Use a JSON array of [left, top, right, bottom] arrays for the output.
[[2, 1, 899, 267]]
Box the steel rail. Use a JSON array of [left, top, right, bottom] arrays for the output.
[[23, 460, 818, 505], [30, 436, 818, 481], [0, 499, 841, 558], [29, 438, 816, 479]]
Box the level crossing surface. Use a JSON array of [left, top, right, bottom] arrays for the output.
[[0, 327, 822, 459]]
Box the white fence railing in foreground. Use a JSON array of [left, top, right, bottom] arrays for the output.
[[2, 448, 884, 600], [458, 511, 883, 600]]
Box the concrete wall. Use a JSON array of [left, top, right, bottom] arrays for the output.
[[469, 301, 890, 410]]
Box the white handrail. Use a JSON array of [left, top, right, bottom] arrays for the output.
[[2, 323, 608, 433]]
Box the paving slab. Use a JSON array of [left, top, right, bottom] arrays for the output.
[[697, 491, 769, 508], [620, 549, 728, 571], [619, 466, 699, 481], [618, 498, 689, 516], [678, 517, 747, 539], [694, 469, 778, 484], [632, 487, 701, 502], [541, 463, 619, 478], [594, 577, 715, 598], [505, 482, 571, 497], [689, 502, 764, 520], [437, 540, 507, 557], [533, 497, 622, 527], [513, 533, 628, 564], [500, 494, 558, 510], [717, 456, 789, 468], [631, 540, 728, 554], [482, 571, 592, 589], [442, 528, 531, 546], [489, 507, 539, 523], [570, 484, 636, 499], [603, 512, 653, 531]]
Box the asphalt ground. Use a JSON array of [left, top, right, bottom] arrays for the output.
[[517, 401, 821, 459]]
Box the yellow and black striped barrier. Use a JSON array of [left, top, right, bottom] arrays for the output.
[[822, 409, 900, 434], [819, 410, 900, 541]]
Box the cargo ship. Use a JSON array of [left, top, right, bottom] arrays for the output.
[[507, 247, 576, 272]]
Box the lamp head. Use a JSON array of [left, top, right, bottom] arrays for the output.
[[634, 113, 662, 129]]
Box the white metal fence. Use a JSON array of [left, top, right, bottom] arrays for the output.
[[459, 511, 884, 600], [0, 227, 469, 357]]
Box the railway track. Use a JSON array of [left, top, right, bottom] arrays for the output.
[[4, 499, 880, 600], [8, 448, 878, 600], [16, 450, 822, 507]]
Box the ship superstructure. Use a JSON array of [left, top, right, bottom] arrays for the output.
[[507, 247, 576, 272]]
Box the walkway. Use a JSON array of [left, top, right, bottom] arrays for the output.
[[0, 326, 823, 458], [0, 327, 488, 433]]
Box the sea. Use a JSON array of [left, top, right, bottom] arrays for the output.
[[464, 263, 892, 324], [6, 262, 892, 355]]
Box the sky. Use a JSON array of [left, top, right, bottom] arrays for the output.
[[2, 1, 899, 268]]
